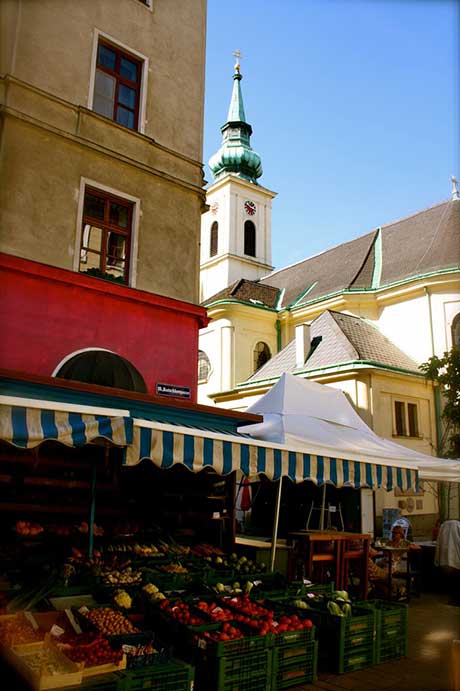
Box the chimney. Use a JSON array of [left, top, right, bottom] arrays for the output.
[[295, 323, 311, 368]]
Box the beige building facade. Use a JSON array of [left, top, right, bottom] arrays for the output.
[[0, 0, 207, 303]]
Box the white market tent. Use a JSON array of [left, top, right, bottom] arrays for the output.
[[238, 373, 460, 568], [239, 373, 460, 483]]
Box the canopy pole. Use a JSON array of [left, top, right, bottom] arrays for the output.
[[270, 478, 283, 572], [319, 483, 327, 531], [88, 455, 100, 558]]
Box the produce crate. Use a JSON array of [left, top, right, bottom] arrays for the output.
[[66, 672, 122, 691], [272, 640, 318, 689], [272, 626, 315, 666], [306, 605, 376, 674], [194, 626, 270, 658], [363, 600, 408, 663], [195, 648, 272, 691], [117, 657, 194, 691], [304, 581, 335, 595], [5, 640, 83, 690]]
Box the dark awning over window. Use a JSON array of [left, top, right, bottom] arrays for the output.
[[56, 351, 147, 393]]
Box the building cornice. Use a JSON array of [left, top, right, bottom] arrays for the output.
[[206, 173, 277, 199], [1, 75, 206, 199]]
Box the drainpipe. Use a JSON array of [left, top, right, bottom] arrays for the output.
[[275, 319, 282, 353], [425, 286, 446, 518]]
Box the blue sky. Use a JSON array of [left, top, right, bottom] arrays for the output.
[[204, 0, 458, 270]]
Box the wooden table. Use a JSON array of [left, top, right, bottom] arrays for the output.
[[287, 530, 371, 598]]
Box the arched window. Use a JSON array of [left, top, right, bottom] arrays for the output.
[[198, 350, 211, 382], [54, 349, 147, 392], [452, 313, 460, 348], [253, 342, 271, 372], [244, 220, 256, 257], [210, 221, 218, 257]]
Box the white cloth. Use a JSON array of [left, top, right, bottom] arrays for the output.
[[435, 520, 460, 570]]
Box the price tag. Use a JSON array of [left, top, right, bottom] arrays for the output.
[[197, 638, 207, 650], [78, 606, 89, 614], [253, 580, 262, 586], [122, 644, 137, 653], [50, 625, 65, 637], [24, 611, 38, 630], [65, 609, 82, 634], [303, 579, 312, 585]]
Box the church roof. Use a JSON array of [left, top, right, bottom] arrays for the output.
[[244, 310, 421, 383], [203, 278, 280, 309], [202, 199, 459, 311], [260, 199, 460, 308]]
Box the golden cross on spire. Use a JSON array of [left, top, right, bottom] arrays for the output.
[[233, 49, 243, 72]]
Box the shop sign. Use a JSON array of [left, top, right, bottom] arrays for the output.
[[156, 383, 191, 399]]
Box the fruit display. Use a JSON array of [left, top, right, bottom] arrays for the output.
[[8, 641, 81, 681], [200, 622, 243, 642], [142, 583, 166, 603], [114, 590, 132, 610], [194, 601, 234, 622], [102, 566, 143, 585], [76, 521, 104, 536], [222, 594, 273, 619], [59, 632, 123, 667], [158, 600, 206, 627], [81, 607, 140, 636], [107, 543, 163, 556], [0, 614, 43, 646], [158, 563, 188, 574], [14, 520, 44, 536]]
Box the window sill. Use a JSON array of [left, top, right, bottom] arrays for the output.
[[392, 434, 423, 440]]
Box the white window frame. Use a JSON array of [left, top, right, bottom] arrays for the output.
[[392, 398, 420, 438], [88, 29, 149, 134], [74, 177, 141, 288], [133, 0, 153, 10]]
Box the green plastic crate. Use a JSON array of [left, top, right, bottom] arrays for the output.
[[194, 626, 270, 659], [195, 649, 272, 691], [272, 627, 316, 667], [306, 605, 376, 674], [372, 600, 408, 663], [117, 658, 194, 691], [66, 672, 122, 691], [272, 640, 318, 689]]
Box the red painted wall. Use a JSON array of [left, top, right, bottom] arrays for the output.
[[0, 253, 208, 402]]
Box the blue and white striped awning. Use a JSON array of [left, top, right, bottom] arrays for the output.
[[0, 404, 133, 449], [127, 421, 418, 491]]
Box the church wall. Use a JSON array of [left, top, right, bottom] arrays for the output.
[[374, 279, 460, 363]]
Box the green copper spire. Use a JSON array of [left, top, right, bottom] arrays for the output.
[[209, 53, 263, 184]]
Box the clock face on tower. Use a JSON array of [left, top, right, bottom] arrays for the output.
[[244, 200, 256, 216]]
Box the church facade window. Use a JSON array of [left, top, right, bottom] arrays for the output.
[[210, 221, 218, 257], [452, 313, 460, 348], [253, 341, 271, 372], [198, 350, 211, 382], [244, 220, 256, 257]]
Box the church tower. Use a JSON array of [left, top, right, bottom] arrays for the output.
[[200, 54, 276, 301]]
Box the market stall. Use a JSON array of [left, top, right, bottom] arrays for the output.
[[0, 375, 441, 691]]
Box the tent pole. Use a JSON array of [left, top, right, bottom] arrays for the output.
[[319, 483, 327, 531], [270, 478, 283, 572], [88, 456, 99, 558]]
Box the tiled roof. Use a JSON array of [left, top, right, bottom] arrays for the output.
[[203, 278, 280, 309], [259, 199, 460, 308], [244, 310, 420, 383]]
